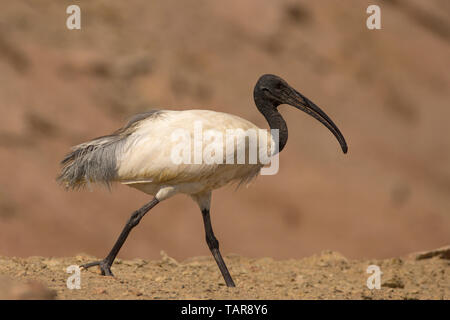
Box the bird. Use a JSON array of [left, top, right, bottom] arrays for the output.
[[58, 74, 347, 287]]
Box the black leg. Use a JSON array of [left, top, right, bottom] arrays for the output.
[[81, 198, 159, 276], [201, 208, 236, 287]]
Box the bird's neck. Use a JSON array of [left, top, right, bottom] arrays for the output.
[[260, 106, 288, 153]]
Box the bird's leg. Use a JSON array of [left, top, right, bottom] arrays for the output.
[[201, 208, 236, 287], [81, 198, 160, 276]]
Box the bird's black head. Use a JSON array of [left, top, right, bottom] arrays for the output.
[[254, 74, 348, 154], [254, 74, 291, 105]]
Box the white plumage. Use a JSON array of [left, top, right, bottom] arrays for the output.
[[117, 109, 271, 202]]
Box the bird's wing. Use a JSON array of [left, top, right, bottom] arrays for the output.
[[116, 109, 266, 186]]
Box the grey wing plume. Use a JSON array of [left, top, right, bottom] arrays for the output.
[[57, 135, 125, 190], [57, 110, 162, 190]]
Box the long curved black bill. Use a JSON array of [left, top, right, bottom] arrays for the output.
[[285, 89, 348, 154]]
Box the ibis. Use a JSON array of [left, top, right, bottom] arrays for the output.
[[58, 74, 347, 287]]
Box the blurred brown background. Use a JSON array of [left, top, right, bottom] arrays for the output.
[[0, 0, 449, 262]]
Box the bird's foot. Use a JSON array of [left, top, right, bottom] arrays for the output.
[[80, 259, 114, 276]]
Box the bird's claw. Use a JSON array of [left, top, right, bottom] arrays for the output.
[[80, 260, 114, 276]]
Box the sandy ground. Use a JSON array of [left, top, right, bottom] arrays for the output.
[[0, 246, 448, 300]]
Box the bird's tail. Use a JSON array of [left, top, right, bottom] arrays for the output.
[[57, 134, 126, 190]]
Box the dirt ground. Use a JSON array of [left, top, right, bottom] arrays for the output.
[[0, 246, 448, 300]]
